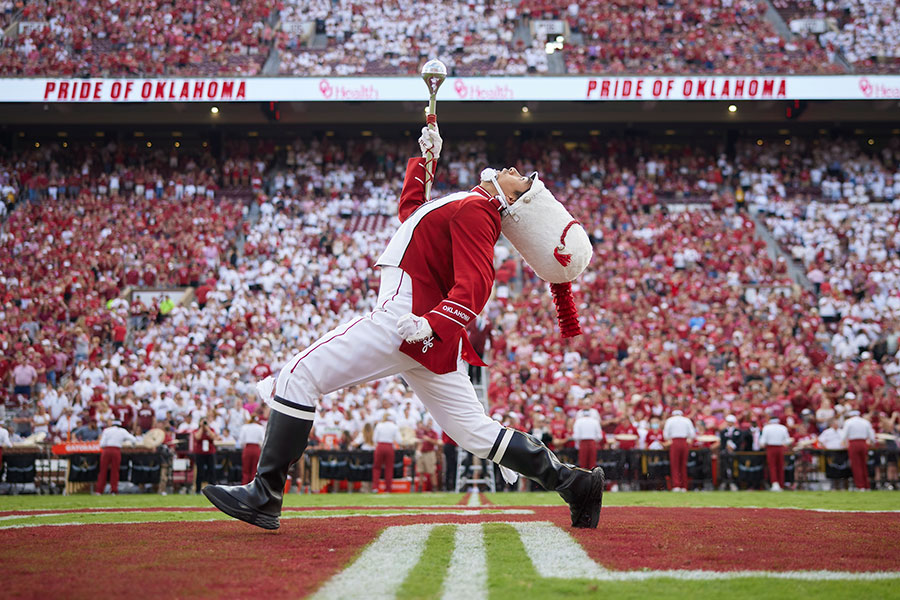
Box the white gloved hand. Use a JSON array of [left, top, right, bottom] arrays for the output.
[[256, 375, 276, 402], [397, 313, 433, 343], [418, 124, 442, 160]]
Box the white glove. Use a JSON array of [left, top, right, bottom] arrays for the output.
[[397, 313, 433, 343], [418, 124, 442, 160], [256, 375, 276, 402]]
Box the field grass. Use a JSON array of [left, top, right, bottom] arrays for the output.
[[0, 491, 466, 511], [482, 524, 898, 600], [3, 490, 899, 600], [2, 489, 897, 512], [486, 490, 900, 511]]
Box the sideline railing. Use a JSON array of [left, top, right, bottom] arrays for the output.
[[1, 447, 896, 494]]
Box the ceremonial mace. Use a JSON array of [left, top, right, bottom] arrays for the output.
[[421, 58, 447, 201]]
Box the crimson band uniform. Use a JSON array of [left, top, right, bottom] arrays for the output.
[[238, 422, 265, 485], [96, 424, 137, 493], [663, 413, 696, 490], [201, 148, 607, 532], [759, 420, 791, 488], [270, 159, 512, 466], [572, 412, 603, 470], [372, 420, 401, 491], [842, 414, 875, 490]]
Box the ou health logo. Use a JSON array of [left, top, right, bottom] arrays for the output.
[[454, 79, 468, 99], [858, 77, 873, 98], [319, 79, 334, 99]]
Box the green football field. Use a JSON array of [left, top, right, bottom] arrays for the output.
[[2, 491, 898, 599], [2, 489, 898, 510]]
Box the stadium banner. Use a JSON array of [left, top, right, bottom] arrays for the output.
[[53, 442, 102, 455], [1, 75, 898, 102]]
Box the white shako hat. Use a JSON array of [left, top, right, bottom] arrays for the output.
[[482, 169, 592, 337]]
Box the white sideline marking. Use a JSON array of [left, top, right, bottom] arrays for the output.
[[0, 504, 491, 513], [2, 517, 225, 529], [311, 523, 435, 600], [660, 505, 900, 514], [0, 508, 535, 530], [442, 524, 487, 600], [511, 521, 900, 581], [467, 491, 481, 507]]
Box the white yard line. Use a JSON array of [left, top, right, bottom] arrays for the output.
[[511, 521, 900, 581], [466, 491, 481, 507], [512, 521, 608, 579], [441, 524, 487, 600], [0, 509, 535, 529], [311, 523, 435, 600]]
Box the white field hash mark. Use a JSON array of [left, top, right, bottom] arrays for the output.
[[311, 521, 900, 598]]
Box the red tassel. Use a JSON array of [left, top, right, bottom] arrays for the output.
[[550, 282, 582, 338], [554, 246, 572, 267], [426, 113, 437, 125], [554, 219, 579, 267]]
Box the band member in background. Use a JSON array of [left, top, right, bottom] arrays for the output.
[[759, 416, 791, 491], [96, 420, 137, 494], [664, 410, 695, 492], [239, 414, 266, 485], [842, 410, 875, 490]]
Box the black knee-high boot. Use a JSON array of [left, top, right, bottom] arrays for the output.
[[497, 430, 605, 528], [202, 410, 312, 530]]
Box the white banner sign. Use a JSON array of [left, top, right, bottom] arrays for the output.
[[0, 75, 898, 102], [281, 20, 314, 37], [790, 18, 830, 35], [533, 19, 566, 38], [17, 21, 48, 35]]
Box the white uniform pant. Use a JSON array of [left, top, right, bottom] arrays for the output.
[[271, 267, 513, 463]]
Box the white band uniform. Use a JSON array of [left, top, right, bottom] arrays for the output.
[[269, 267, 510, 463]]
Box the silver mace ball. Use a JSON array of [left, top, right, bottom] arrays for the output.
[[421, 58, 447, 118]]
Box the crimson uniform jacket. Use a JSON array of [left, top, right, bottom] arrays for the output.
[[377, 158, 500, 374]]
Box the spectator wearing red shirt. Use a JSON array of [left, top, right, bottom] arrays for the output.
[[250, 362, 272, 380], [136, 398, 156, 434], [549, 407, 569, 451], [644, 416, 665, 450], [613, 417, 639, 451]]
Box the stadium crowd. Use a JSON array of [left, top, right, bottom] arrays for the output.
[[523, 0, 843, 74], [733, 136, 900, 205], [0, 0, 867, 76], [276, 0, 549, 76], [773, 0, 900, 74], [0, 0, 274, 76], [1, 133, 898, 492]]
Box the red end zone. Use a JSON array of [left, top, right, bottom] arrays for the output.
[[2, 507, 898, 598], [570, 507, 900, 573]]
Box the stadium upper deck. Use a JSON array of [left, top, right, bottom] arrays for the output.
[[2, 0, 895, 78]]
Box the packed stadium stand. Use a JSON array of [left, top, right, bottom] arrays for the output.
[[2, 130, 898, 478], [772, 0, 900, 73], [0, 0, 898, 497], [276, 0, 549, 76], [524, 0, 843, 74], [0, 0, 274, 76], [0, 0, 864, 76]]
